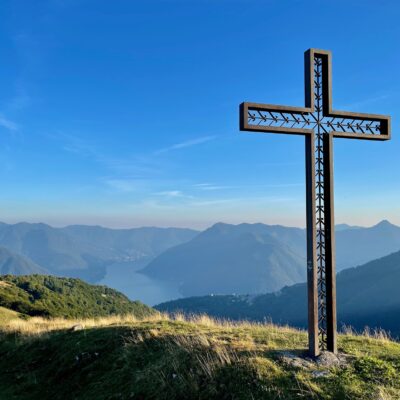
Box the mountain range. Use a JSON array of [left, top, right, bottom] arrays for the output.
[[0, 222, 198, 282], [141, 222, 306, 296], [156, 249, 400, 337], [1, 220, 400, 302], [142, 220, 400, 296], [0, 247, 48, 275]]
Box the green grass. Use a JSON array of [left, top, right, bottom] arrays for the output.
[[0, 314, 399, 399], [0, 275, 154, 319], [0, 306, 22, 323]]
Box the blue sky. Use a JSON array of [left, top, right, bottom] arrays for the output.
[[0, 0, 399, 229]]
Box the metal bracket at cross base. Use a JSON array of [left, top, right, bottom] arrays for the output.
[[239, 49, 391, 357]]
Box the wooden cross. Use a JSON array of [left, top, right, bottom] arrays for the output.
[[239, 49, 391, 357]]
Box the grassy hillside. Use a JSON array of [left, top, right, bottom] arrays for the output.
[[0, 314, 399, 399], [0, 275, 154, 318], [0, 305, 22, 323]]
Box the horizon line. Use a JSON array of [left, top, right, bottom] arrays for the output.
[[0, 219, 397, 232]]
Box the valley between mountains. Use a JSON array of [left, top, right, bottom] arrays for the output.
[[1, 219, 400, 300], [1, 219, 400, 334]]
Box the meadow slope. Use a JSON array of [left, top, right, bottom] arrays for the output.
[[0, 314, 399, 399]]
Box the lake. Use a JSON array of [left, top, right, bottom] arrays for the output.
[[99, 261, 182, 306]]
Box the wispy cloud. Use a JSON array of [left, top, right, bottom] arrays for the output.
[[0, 81, 31, 135], [154, 136, 216, 155], [193, 182, 302, 190], [52, 133, 99, 158], [258, 161, 302, 167], [104, 156, 162, 177], [193, 183, 236, 191], [154, 190, 194, 199], [338, 93, 392, 111], [52, 134, 220, 193], [0, 114, 18, 132], [264, 183, 303, 188], [190, 198, 238, 206], [104, 179, 138, 193], [8, 82, 31, 112], [52, 133, 163, 178], [190, 195, 298, 207]]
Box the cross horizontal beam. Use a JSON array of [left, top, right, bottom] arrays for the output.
[[240, 102, 391, 140], [240, 103, 313, 135]]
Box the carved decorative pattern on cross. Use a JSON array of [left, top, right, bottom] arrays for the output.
[[247, 110, 382, 135], [239, 48, 391, 357], [313, 55, 328, 350]]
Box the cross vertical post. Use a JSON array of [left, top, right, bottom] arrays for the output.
[[239, 48, 391, 357]]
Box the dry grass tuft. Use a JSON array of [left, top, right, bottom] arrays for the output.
[[342, 324, 393, 343], [362, 326, 393, 342], [169, 312, 301, 333], [0, 310, 396, 351], [0, 313, 168, 336]]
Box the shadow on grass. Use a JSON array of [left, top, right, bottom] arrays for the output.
[[0, 325, 323, 400], [1, 324, 396, 400]]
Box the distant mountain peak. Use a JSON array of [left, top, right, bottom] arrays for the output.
[[335, 223, 361, 231], [0, 247, 47, 275], [211, 222, 231, 228], [202, 222, 232, 234], [373, 220, 397, 229]]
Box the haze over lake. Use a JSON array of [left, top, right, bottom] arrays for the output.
[[99, 262, 182, 306]]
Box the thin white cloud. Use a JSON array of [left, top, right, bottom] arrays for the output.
[[193, 182, 302, 190], [0, 114, 18, 131], [154, 136, 216, 155], [190, 198, 238, 206], [193, 183, 213, 187], [50, 133, 99, 158], [105, 156, 162, 176], [155, 190, 187, 198], [338, 93, 391, 111], [153, 191, 196, 201], [104, 179, 138, 193], [190, 195, 298, 207], [264, 183, 303, 188], [0, 82, 31, 135], [8, 82, 31, 112], [52, 133, 163, 178], [193, 183, 236, 191], [157, 190, 182, 196]]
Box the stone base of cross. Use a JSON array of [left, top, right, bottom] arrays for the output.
[[239, 49, 391, 356]]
